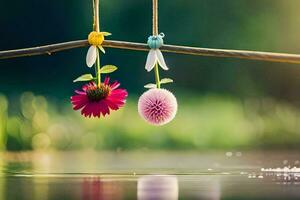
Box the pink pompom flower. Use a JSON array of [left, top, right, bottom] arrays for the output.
[[71, 77, 128, 118], [138, 88, 177, 126]]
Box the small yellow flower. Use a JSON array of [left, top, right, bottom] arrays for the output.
[[88, 31, 104, 46], [86, 31, 111, 68]]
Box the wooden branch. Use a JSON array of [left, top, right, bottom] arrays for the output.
[[0, 40, 88, 59], [1, 39, 300, 64]]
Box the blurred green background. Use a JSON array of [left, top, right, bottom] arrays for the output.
[[1, 0, 300, 151]]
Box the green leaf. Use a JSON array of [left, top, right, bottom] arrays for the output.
[[100, 65, 118, 74], [98, 46, 106, 54], [160, 78, 174, 84], [101, 32, 112, 36], [144, 83, 157, 89], [73, 74, 94, 82]]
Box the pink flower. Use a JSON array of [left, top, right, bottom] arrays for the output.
[[71, 77, 128, 118], [138, 89, 177, 126]]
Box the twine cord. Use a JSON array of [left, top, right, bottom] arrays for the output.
[[153, 0, 158, 36]]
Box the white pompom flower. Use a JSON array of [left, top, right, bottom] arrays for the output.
[[138, 88, 178, 126]]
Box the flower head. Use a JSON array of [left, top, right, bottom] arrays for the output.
[[71, 77, 128, 118], [138, 88, 177, 126], [86, 31, 111, 68], [147, 34, 164, 49], [145, 33, 168, 72], [88, 31, 104, 46]]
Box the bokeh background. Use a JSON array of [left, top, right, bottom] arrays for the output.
[[1, 0, 300, 151]]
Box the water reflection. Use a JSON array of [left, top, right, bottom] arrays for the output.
[[138, 175, 178, 200], [191, 180, 220, 200], [1, 152, 300, 199], [81, 178, 124, 200]]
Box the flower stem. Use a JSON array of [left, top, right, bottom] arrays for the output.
[[154, 62, 161, 89], [96, 50, 101, 87], [93, 0, 101, 87]]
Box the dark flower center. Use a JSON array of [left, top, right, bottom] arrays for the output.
[[86, 84, 110, 102]]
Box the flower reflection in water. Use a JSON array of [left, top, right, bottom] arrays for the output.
[[81, 178, 123, 200], [138, 175, 178, 200]]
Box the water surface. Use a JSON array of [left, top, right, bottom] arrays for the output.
[[0, 151, 300, 200]]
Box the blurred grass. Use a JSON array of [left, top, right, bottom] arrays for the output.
[[1, 92, 300, 151], [0, 95, 8, 150]]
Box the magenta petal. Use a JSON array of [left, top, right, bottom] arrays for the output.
[[110, 82, 120, 90], [71, 95, 89, 110], [104, 99, 119, 110], [111, 89, 128, 94], [98, 101, 110, 116], [109, 91, 128, 100], [107, 98, 126, 107], [73, 100, 88, 110], [94, 104, 101, 118], [83, 103, 97, 118], [81, 105, 90, 117], [71, 95, 87, 102], [93, 104, 100, 117], [104, 77, 110, 85], [75, 90, 86, 95], [110, 89, 128, 97]]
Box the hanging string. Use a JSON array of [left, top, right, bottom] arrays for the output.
[[152, 0, 158, 36], [94, 0, 100, 32]]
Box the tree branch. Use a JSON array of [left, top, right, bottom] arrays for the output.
[[1, 39, 300, 64]]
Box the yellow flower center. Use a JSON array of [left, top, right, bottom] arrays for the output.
[[88, 31, 104, 46]]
